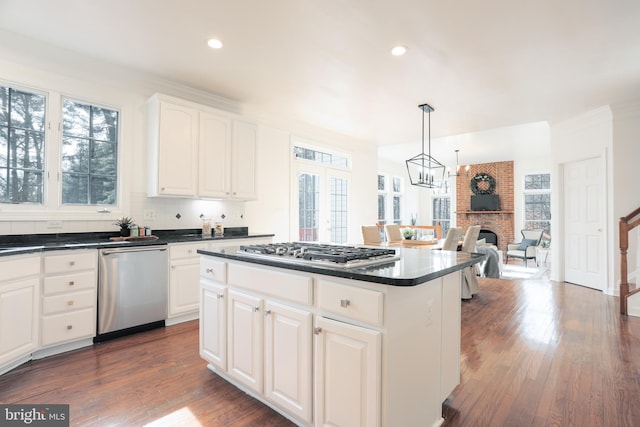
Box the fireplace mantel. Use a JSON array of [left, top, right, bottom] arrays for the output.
[[456, 210, 514, 215]]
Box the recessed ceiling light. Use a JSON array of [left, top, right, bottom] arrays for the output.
[[207, 38, 223, 49], [391, 45, 407, 56]]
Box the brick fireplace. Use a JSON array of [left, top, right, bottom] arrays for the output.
[[456, 160, 514, 253]]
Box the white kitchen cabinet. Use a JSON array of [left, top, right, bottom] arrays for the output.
[[230, 120, 257, 199], [0, 254, 40, 374], [147, 93, 257, 200], [198, 111, 231, 198], [147, 97, 199, 197], [264, 301, 312, 424], [314, 316, 381, 427], [169, 242, 210, 320], [227, 289, 264, 393], [41, 250, 97, 348], [200, 280, 227, 370]]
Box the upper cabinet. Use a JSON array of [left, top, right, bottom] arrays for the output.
[[147, 94, 257, 200]]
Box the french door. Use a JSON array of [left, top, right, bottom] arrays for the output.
[[293, 163, 350, 244], [563, 156, 605, 290]]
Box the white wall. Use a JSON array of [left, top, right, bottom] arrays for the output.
[[0, 32, 378, 241], [549, 104, 640, 294]]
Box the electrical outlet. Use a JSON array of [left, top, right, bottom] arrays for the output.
[[46, 220, 63, 229], [143, 210, 157, 220]]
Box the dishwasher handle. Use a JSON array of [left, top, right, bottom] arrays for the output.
[[101, 245, 168, 256]]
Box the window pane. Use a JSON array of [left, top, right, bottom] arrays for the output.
[[62, 99, 118, 205], [330, 176, 348, 244], [92, 107, 118, 142], [524, 173, 550, 190], [378, 194, 386, 224], [10, 90, 46, 131], [0, 86, 46, 204], [293, 145, 349, 168], [378, 175, 385, 191], [393, 196, 401, 223], [62, 136, 89, 173], [298, 173, 320, 241], [392, 177, 401, 193]]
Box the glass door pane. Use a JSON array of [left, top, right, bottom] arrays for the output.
[[329, 176, 348, 244], [298, 172, 320, 241]]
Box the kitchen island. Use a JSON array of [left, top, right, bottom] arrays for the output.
[[198, 244, 483, 427]]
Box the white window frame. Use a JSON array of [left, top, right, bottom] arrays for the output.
[[0, 79, 127, 221], [431, 178, 452, 237], [290, 138, 352, 243], [522, 172, 551, 233]]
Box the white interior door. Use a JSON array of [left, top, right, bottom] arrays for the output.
[[293, 163, 350, 244], [563, 157, 605, 290]]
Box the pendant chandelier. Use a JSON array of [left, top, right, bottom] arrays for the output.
[[405, 103, 445, 188], [448, 149, 470, 177]]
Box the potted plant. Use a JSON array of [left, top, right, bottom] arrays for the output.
[[113, 217, 136, 237], [402, 228, 415, 240]]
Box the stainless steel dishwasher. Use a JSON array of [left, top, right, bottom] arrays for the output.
[[96, 244, 168, 341]]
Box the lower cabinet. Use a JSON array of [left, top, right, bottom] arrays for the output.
[[0, 254, 40, 372], [41, 250, 97, 348], [313, 316, 381, 427], [200, 262, 313, 425]]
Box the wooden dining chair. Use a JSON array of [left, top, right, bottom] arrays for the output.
[[361, 226, 382, 245]]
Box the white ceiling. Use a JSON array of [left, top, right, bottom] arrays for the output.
[[1, 0, 639, 159]]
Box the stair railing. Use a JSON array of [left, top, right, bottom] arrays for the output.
[[619, 207, 640, 314]]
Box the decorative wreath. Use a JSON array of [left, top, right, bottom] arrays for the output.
[[470, 173, 496, 195]]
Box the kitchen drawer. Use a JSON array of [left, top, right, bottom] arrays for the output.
[[0, 254, 40, 283], [227, 263, 312, 306], [42, 289, 95, 315], [41, 308, 95, 346], [200, 258, 227, 283], [44, 251, 97, 274], [317, 279, 384, 326], [43, 271, 96, 295], [170, 242, 210, 260]]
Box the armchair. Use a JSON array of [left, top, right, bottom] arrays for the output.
[[506, 229, 544, 266]]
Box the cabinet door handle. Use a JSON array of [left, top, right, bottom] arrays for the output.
[[67, 300, 74, 306], [340, 299, 351, 308], [252, 306, 260, 313], [216, 293, 224, 299], [67, 325, 73, 330], [313, 327, 322, 335], [264, 309, 271, 316], [68, 281, 75, 286]]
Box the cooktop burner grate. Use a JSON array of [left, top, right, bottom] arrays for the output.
[[238, 243, 398, 268]]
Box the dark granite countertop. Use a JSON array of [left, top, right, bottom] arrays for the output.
[[198, 245, 485, 286], [0, 228, 274, 257]]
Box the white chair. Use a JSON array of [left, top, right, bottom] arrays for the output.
[[384, 224, 403, 244], [441, 227, 463, 251], [461, 225, 481, 299], [506, 229, 544, 266], [361, 225, 382, 245]]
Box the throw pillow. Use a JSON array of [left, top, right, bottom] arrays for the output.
[[518, 238, 538, 250]]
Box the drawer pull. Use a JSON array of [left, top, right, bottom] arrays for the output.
[[67, 325, 73, 330], [188, 249, 193, 254], [67, 300, 74, 306], [69, 261, 75, 267], [340, 299, 351, 308], [68, 281, 75, 286], [206, 268, 214, 274], [252, 306, 260, 313], [216, 293, 224, 300], [314, 327, 322, 335]]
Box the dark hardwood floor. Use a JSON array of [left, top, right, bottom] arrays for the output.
[[2, 273, 640, 426]]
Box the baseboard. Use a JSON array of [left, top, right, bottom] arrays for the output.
[[165, 311, 199, 326]]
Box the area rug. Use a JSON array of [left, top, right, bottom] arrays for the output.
[[500, 264, 547, 280]]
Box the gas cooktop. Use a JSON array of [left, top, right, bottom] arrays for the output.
[[237, 242, 399, 269]]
